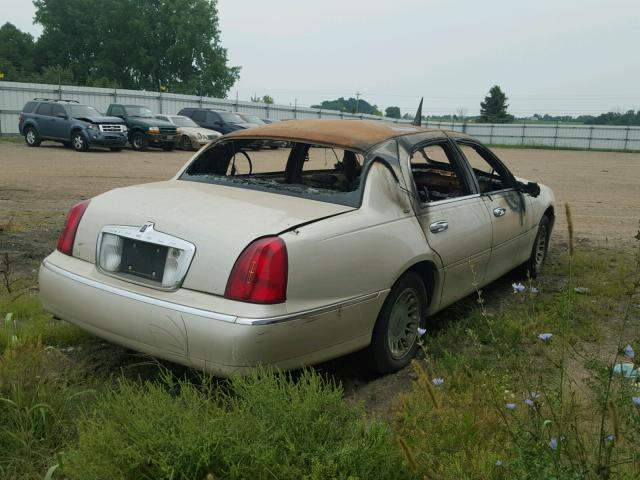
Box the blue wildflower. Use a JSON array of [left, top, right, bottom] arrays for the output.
[[605, 434, 615, 443], [633, 397, 640, 408], [538, 333, 553, 342], [506, 403, 517, 411], [549, 437, 558, 451], [431, 378, 444, 386], [417, 327, 427, 337], [524, 398, 535, 407], [495, 460, 503, 466], [624, 344, 635, 359], [512, 282, 526, 293]]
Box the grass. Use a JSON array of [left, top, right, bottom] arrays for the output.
[[0, 221, 638, 478], [0, 134, 23, 143]]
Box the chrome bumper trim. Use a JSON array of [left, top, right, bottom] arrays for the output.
[[42, 260, 381, 327], [235, 292, 381, 326]]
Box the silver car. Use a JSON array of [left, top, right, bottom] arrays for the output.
[[39, 120, 554, 376]]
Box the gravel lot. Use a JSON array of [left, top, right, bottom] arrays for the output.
[[1, 141, 639, 247]]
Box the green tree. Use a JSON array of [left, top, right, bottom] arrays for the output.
[[311, 97, 381, 116], [0, 23, 37, 80], [385, 106, 401, 119], [32, 0, 240, 96], [251, 94, 274, 104], [479, 85, 514, 123]]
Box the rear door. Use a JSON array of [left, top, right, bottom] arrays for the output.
[[408, 139, 492, 308], [454, 140, 530, 283], [35, 103, 54, 137]]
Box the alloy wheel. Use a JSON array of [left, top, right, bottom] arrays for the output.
[[387, 287, 421, 360]]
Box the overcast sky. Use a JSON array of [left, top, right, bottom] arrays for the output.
[[2, 0, 639, 117]]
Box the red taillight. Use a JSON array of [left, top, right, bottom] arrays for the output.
[[56, 200, 90, 256], [224, 237, 288, 304]]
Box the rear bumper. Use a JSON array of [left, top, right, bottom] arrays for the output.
[[39, 254, 383, 376]]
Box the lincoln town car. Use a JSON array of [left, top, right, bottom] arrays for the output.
[[39, 119, 554, 375]]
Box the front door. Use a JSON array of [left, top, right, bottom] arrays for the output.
[[408, 140, 493, 308], [455, 141, 530, 283]]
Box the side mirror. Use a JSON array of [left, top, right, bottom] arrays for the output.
[[518, 181, 541, 198]]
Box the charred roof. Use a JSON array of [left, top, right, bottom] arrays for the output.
[[225, 119, 468, 151]]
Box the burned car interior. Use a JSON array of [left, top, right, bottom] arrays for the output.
[[181, 140, 365, 206], [410, 143, 469, 203]]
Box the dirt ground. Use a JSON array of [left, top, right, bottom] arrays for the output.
[[1, 140, 639, 415], [1, 141, 638, 244]]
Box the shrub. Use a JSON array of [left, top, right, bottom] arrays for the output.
[[62, 368, 410, 480]]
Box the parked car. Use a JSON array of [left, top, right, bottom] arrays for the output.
[[177, 108, 254, 134], [155, 114, 221, 151], [238, 113, 267, 125], [39, 120, 554, 377], [237, 114, 286, 149], [106, 104, 178, 151], [18, 99, 128, 152]]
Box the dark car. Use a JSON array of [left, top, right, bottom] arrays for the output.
[[106, 104, 178, 151], [18, 99, 128, 152], [177, 108, 254, 134]]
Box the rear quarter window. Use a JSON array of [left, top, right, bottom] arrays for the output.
[[22, 101, 38, 113]]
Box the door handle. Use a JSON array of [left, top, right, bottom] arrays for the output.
[[493, 207, 506, 217], [429, 221, 448, 233]]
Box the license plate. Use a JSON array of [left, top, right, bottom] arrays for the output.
[[163, 135, 174, 140], [119, 238, 168, 282]]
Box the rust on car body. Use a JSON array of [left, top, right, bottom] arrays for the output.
[[225, 119, 469, 151]]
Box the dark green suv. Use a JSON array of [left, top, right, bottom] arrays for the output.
[[106, 104, 178, 151]]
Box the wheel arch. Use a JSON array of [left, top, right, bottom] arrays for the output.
[[397, 260, 439, 308]]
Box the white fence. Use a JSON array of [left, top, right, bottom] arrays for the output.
[[1, 81, 640, 151]]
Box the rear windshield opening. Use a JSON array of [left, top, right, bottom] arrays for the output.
[[180, 140, 365, 207]]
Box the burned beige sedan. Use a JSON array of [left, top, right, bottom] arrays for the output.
[[39, 120, 555, 376]]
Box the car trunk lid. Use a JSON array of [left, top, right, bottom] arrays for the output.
[[73, 180, 354, 295]]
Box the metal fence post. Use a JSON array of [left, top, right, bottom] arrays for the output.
[[158, 93, 163, 114], [489, 124, 494, 144], [624, 126, 630, 151], [265, 104, 270, 119], [587, 126, 594, 150], [553, 123, 559, 148], [521, 121, 526, 145]]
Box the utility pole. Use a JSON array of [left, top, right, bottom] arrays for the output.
[[355, 91, 361, 114]]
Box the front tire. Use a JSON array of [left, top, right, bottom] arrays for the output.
[[71, 131, 89, 152], [180, 135, 193, 151], [24, 127, 41, 147], [130, 132, 148, 151], [370, 272, 427, 373], [524, 215, 551, 278]]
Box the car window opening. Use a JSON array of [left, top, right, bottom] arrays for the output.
[[410, 143, 470, 203], [457, 143, 511, 193], [180, 140, 365, 207]]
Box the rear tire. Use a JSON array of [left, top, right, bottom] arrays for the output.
[[370, 272, 427, 373], [180, 135, 193, 151], [130, 132, 148, 151], [71, 131, 89, 152], [24, 127, 41, 147], [523, 215, 551, 278]]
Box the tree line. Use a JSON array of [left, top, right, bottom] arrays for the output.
[[0, 0, 239, 97]]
